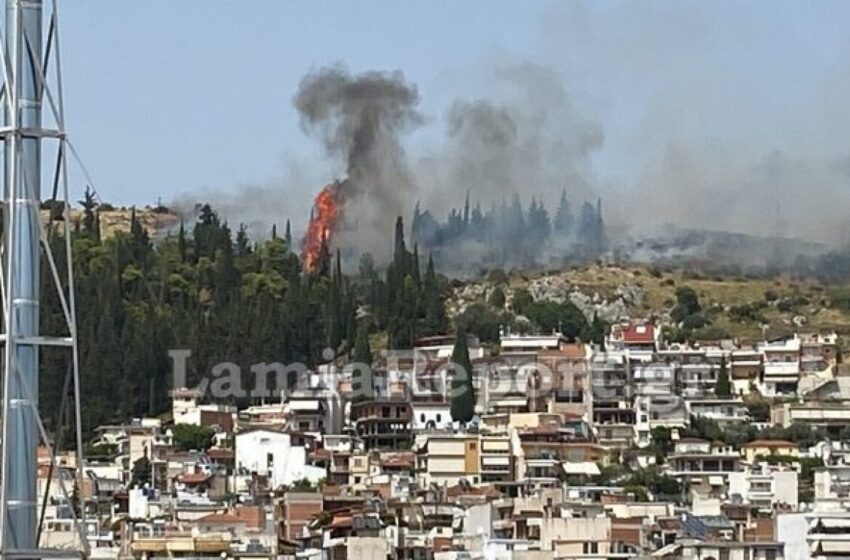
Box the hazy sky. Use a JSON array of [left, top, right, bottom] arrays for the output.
[[57, 1, 850, 241]]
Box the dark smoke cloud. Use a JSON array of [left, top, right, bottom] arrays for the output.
[[293, 66, 423, 260]]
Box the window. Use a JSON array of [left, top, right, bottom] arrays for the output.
[[420, 413, 426, 422], [436, 413, 442, 422], [582, 542, 598, 554], [382, 407, 390, 418]]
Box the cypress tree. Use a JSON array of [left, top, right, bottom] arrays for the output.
[[422, 254, 447, 335], [351, 321, 373, 402], [393, 215, 406, 266], [178, 220, 187, 263], [352, 321, 372, 366], [715, 355, 732, 397], [554, 189, 574, 236], [450, 328, 476, 424]]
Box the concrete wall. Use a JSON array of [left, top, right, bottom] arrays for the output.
[[347, 536, 389, 560]]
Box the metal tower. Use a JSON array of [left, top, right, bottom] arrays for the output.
[[0, 0, 86, 556]]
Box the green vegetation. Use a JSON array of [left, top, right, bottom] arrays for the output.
[[172, 423, 215, 451], [715, 356, 731, 397], [289, 477, 321, 492], [595, 463, 681, 500], [39, 199, 452, 437], [487, 264, 850, 343], [450, 328, 476, 424], [455, 303, 502, 343], [685, 416, 828, 449], [131, 456, 151, 487]]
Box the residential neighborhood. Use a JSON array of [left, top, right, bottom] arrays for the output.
[[40, 321, 850, 560]]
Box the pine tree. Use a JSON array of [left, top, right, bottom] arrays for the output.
[[79, 186, 99, 239], [284, 219, 292, 248], [450, 328, 476, 424], [235, 224, 250, 257]]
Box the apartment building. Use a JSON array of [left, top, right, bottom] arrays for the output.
[[350, 400, 412, 451], [591, 351, 636, 449], [687, 398, 750, 425], [759, 337, 801, 396], [727, 465, 799, 510], [414, 433, 481, 486], [668, 438, 742, 483]]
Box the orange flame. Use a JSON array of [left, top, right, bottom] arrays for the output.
[[302, 181, 343, 273]]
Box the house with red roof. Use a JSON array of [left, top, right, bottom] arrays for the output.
[[608, 319, 659, 362]]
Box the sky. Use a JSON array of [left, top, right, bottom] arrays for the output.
[[55, 1, 850, 242]]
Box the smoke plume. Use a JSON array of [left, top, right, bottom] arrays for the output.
[[293, 66, 423, 260], [416, 62, 603, 217]]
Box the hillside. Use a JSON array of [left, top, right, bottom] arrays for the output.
[[41, 205, 180, 240], [448, 264, 850, 343]]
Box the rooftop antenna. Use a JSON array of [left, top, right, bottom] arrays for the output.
[[0, 0, 87, 556]]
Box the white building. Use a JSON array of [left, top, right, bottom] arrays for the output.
[[727, 465, 799, 510], [758, 337, 801, 396], [805, 504, 850, 560], [687, 398, 750, 424], [234, 429, 324, 489], [171, 388, 236, 432], [411, 401, 452, 431], [414, 334, 485, 363], [500, 332, 570, 362]]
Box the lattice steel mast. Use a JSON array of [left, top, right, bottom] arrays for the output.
[[0, 0, 86, 556]]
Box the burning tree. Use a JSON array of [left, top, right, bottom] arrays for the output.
[[302, 181, 343, 274]]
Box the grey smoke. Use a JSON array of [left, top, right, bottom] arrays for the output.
[[170, 3, 850, 274], [293, 66, 423, 260], [415, 62, 604, 220]]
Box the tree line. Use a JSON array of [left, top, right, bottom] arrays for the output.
[[411, 190, 606, 271], [37, 192, 601, 439]]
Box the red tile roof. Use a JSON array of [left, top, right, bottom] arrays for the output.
[[176, 472, 211, 484], [622, 323, 655, 344], [198, 506, 264, 529]]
